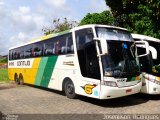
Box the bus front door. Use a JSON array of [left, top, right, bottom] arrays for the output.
[[77, 41, 101, 98]]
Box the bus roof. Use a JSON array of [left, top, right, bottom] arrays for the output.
[[132, 33, 160, 43], [72, 24, 127, 31], [9, 24, 128, 50]]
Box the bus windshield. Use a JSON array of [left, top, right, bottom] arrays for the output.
[[95, 27, 139, 78], [101, 41, 140, 78]]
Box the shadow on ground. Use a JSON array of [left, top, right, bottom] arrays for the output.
[[134, 93, 160, 101], [21, 84, 160, 108], [29, 84, 150, 108], [0, 83, 22, 90], [28, 84, 66, 96], [77, 94, 149, 108]]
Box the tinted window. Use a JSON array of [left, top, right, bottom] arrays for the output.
[[44, 39, 55, 56], [33, 42, 43, 57], [9, 33, 73, 60], [43, 33, 74, 55], [19, 47, 24, 59], [12, 50, 15, 60], [59, 35, 67, 54], [13, 48, 20, 59], [66, 34, 74, 54], [54, 33, 74, 55], [76, 28, 93, 50], [24, 45, 32, 58], [9, 50, 13, 60]]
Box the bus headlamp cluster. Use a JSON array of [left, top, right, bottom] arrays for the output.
[[102, 81, 118, 87]]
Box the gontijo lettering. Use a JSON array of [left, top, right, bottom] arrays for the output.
[[17, 60, 30, 66], [9, 60, 30, 67]]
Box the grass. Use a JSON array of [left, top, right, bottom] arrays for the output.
[[0, 68, 9, 83]]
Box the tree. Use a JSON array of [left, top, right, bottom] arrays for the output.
[[42, 18, 78, 35], [105, 0, 160, 38], [79, 11, 114, 26]]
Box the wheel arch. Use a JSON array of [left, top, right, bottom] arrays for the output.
[[19, 73, 24, 85], [62, 77, 73, 91], [14, 73, 18, 81], [19, 73, 23, 79]]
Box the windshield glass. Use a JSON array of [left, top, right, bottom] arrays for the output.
[[102, 41, 140, 78], [96, 27, 133, 41]]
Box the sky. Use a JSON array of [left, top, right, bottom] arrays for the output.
[[0, 0, 109, 55]]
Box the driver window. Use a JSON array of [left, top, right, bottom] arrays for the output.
[[76, 28, 93, 50]]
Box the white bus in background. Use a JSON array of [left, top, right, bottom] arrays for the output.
[[8, 25, 148, 100], [132, 33, 160, 94]]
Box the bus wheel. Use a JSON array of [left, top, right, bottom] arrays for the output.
[[14, 74, 19, 85], [64, 80, 77, 99], [19, 74, 24, 85]]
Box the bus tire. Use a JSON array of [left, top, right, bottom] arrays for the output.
[[64, 80, 77, 99], [19, 74, 24, 85], [14, 74, 19, 85]]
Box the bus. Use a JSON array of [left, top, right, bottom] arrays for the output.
[[132, 33, 160, 94], [8, 25, 148, 99]]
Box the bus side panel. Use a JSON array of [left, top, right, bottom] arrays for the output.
[[34, 57, 48, 86], [24, 58, 41, 84], [8, 68, 25, 81], [8, 67, 14, 81], [39, 56, 58, 87], [48, 55, 76, 90], [32, 56, 58, 88], [8, 58, 41, 84]]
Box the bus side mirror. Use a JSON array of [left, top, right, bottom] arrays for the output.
[[93, 38, 108, 56], [134, 41, 150, 58], [149, 46, 157, 60]]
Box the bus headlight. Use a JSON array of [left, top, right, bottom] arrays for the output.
[[102, 81, 117, 87]]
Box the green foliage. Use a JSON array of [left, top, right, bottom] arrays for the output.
[[0, 58, 7, 63], [105, 0, 160, 38], [42, 18, 78, 35], [79, 11, 114, 26], [0, 69, 9, 83]]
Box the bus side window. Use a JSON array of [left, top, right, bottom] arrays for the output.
[[66, 34, 74, 54], [59, 36, 67, 55], [19, 47, 24, 59], [33, 42, 43, 57], [55, 41, 60, 55], [44, 39, 54, 56], [9, 50, 13, 60], [14, 48, 20, 59], [12, 50, 15, 60], [24, 45, 32, 58]]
